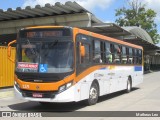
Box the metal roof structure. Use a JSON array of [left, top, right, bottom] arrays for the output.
[[82, 24, 160, 51], [122, 26, 159, 51], [123, 26, 153, 44], [0, 1, 94, 21], [82, 23, 131, 37], [82, 17, 160, 53], [0, 1, 159, 52], [0, 1, 102, 44]]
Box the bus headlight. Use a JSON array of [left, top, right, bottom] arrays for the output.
[[66, 81, 73, 88], [58, 81, 73, 93], [59, 85, 66, 93]]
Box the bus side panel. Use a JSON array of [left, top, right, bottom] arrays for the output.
[[78, 73, 94, 101], [77, 65, 144, 102], [132, 66, 143, 87], [77, 67, 113, 101], [115, 66, 132, 91], [76, 69, 106, 102]]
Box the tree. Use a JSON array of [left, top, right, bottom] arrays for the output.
[[115, 0, 160, 44]]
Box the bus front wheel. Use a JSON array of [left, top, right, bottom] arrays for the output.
[[86, 82, 99, 106]]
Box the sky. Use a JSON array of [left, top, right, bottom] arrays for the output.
[[0, 0, 160, 45]]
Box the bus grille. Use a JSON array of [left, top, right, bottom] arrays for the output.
[[21, 90, 57, 98]]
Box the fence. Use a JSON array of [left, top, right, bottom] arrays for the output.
[[0, 46, 15, 88]]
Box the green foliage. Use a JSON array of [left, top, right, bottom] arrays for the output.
[[115, 0, 160, 44]]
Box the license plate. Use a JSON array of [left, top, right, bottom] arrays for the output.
[[32, 93, 43, 98]]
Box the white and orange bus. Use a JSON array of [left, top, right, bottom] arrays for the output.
[[9, 26, 143, 105]]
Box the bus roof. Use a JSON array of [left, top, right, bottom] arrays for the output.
[[75, 27, 143, 50], [24, 26, 65, 29], [22, 26, 143, 50]]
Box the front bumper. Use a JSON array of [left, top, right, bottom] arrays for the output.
[[14, 85, 75, 103]]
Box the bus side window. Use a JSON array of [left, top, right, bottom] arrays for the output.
[[105, 42, 112, 63], [100, 41, 105, 63], [128, 48, 133, 64], [138, 50, 142, 64], [126, 47, 129, 64], [80, 43, 90, 64], [136, 49, 139, 64], [114, 44, 121, 64], [76, 35, 91, 75], [132, 48, 136, 64], [122, 46, 127, 64], [110, 44, 114, 63], [93, 40, 102, 63], [83, 44, 90, 64]]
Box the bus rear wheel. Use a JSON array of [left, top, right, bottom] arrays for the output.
[[86, 82, 99, 106]]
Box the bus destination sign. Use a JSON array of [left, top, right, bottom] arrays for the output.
[[26, 31, 63, 38]]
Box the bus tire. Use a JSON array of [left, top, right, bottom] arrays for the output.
[[126, 79, 132, 93], [86, 82, 99, 106]]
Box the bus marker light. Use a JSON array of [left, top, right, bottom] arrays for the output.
[[66, 82, 72, 88]]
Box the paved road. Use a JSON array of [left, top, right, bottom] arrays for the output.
[[0, 71, 160, 120]]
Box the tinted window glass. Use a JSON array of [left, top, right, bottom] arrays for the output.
[[93, 40, 102, 63]]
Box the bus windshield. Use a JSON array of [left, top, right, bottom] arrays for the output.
[[16, 39, 74, 73]]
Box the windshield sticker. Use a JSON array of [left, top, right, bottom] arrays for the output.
[[39, 64, 48, 73], [17, 62, 38, 72], [18, 62, 38, 69]]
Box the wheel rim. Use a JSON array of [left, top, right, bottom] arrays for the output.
[[127, 80, 131, 91], [89, 87, 98, 101]]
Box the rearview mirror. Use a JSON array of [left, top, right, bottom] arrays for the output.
[[80, 43, 85, 57], [8, 40, 16, 63]]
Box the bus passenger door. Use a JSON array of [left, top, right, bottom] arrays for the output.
[[75, 35, 92, 100], [75, 35, 92, 75]]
